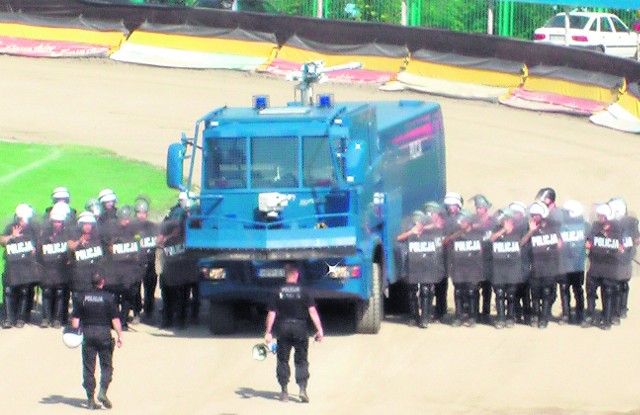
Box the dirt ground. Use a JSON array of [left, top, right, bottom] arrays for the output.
[[1, 55, 639, 415]]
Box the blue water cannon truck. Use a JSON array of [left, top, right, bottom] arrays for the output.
[[166, 62, 446, 334]]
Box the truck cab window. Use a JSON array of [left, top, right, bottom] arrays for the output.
[[206, 138, 247, 189], [303, 136, 336, 187]]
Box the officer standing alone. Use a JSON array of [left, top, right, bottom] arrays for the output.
[[72, 273, 123, 410], [264, 262, 324, 403]]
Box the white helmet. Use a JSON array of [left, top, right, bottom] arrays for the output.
[[508, 201, 527, 216], [443, 192, 463, 208], [51, 186, 70, 201], [98, 188, 117, 204], [563, 200, 584, 219], [15, 203, 34, 221], [608, 197, 627, 221], [178, 191, 195, 209], [62, 326, 84, 349], [77, 211, 97, 225], [595, 203, 614, 221], [528, 202, 549, 219], [50, 202, 71, 222]]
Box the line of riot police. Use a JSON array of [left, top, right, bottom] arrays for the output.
[[397, 188, 639, 331], [1, 187, 200, 331]]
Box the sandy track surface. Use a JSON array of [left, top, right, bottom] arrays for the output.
[[1, 55, 639, 415]]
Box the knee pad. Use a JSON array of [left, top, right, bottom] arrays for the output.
[[18, 286, 29, 296], [419, 284, 433, 298], [42, 287, 54, 299], [55, 287, 66, 297], [621, 281, 629, 293]]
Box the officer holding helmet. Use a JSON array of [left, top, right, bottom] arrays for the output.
[[98, 189, 118, 223], [558, 200, 588, 324], [103, 205, 141, 330], [68, 211, 105, 307], [1, 204, 39, 328], [397, 206, 446, 328], [133, 196, 158, 321], [37, 202, 72, 328], [521, 201, 562, 329]]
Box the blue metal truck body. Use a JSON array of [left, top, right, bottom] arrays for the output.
[[166, 92, 446, 334]]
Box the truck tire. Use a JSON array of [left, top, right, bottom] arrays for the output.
[[355, 262, 383, 334], [208, 300, 235, 335]]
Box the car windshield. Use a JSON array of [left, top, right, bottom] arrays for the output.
[[545, 14, 590, 29]]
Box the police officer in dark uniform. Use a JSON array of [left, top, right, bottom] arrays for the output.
[[440, 192, 464, 322], [446, 210, 485, 327], [397, 207, 446, 328], [608, 197, 639, 320], [157, 208, 194, 329], [85, 199, 103, 225], [470, 194, 497, 324], [583, 203, 623, 330], [68, 212, 105, 311], [521, 202, 562, 329], [558, 200, 588, 325], [44, 187, 77, 224], [1, 204, 39, 328], [264, 262, 324, 403], [98, 189, 118, 224], [37, 202, 72, 328], [71, 273, 124, 410], [103, 205, 141, 331], [490, 209, 526, 329], [132, 197, 158, 321], [508, 202, 532, 324]]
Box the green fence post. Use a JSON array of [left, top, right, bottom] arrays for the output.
[[313, 0, 318, 18]]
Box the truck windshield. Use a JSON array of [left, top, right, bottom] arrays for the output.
[[251, 137, 299, 188], [206, 136, 338, 189]]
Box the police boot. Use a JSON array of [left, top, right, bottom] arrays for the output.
[[610, 286, 621, 326], [601, 287, 614, 331], [407, 285, 420, 326], [299, 385, 310, 403], [465, 289, 478, 328], [582, 291, 597, 328], [480, 281, 492, 324], [3, 287, 16, 328], [86, 392, 99, 410], [530, 298, 540, 328], [573, 284, 585, 324], [15, 286, 29, 328], [419, 285, 433, 329], [494, 288, 506, 329], [434, 279, 448, 322], [619, 281, 629, 318], [52, 287, 66, 329], [279, 385, 289, 402], [41, 288, 52, 328], [452, 288, 464, 327], [97, 387, 112, 409], [558, 284, 571, 325], [505, 291, 516, 328], [539, 287, 553, 329]]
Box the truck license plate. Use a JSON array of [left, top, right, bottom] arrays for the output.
[[258, 268, 285, 278]]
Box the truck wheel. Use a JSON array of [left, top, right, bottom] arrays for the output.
[[208, 300, 235, 335], [354, 262, 383, 334]]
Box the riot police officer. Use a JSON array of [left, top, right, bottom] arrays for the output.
[[44, 186, 77, 224], [508, 201, 532, 323], [98, 188, 118, 224], [68, 212, 105, 310], [37, 202, 72, 328], [133, 197, 158, 321], [71, 273, 124, 410], [558, 200, 588, 324], [85, 198, 103, 225], [103, 205, 141, 330], [584, 203, 623, 330], [608, 197, 639, 320], [446, 210, 486, 327], [439, 191, 464, 321], [490, 209, 526, 329], [521, 202, 562, 329], [1, 204, 39, 328], [470, 194, 496, 323], [397, 207, 447, 328], [264, 262, 324, 403]]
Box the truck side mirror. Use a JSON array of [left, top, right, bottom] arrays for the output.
[[345, 139, 367, 185], [167, 143, 185, 189]]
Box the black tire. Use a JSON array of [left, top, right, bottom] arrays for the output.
[[354, 262, 383, 334], [208, 300, 235, 335]]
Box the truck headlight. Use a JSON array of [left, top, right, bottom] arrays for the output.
[[203, 267, 226, 280]]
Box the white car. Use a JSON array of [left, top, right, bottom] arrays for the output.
[[534, 12, 639, 58]]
